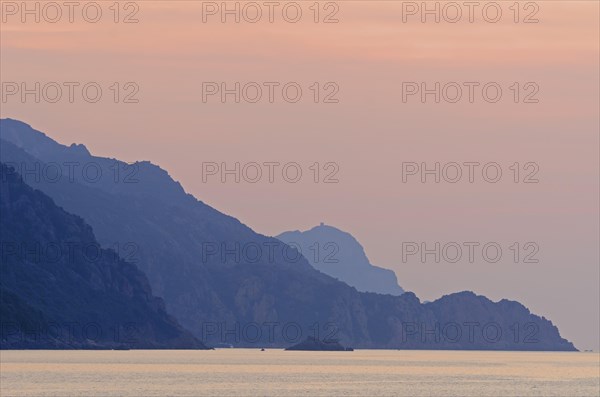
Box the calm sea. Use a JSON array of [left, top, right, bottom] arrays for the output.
[[1, 349, 598, 396]]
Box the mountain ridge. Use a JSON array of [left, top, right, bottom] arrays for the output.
[[0, 118, 577, 351], [0, 163, 208, 349], [277, 223, 405, 296]]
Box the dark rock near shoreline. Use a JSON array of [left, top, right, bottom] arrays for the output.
[[286, 336, 353, 351]]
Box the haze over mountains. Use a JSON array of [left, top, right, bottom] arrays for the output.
[[277, 224, 404, 296], [0, 163, 206, 349], [0, 118, 577, 350]]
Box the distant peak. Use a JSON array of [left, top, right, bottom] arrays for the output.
[[68, 143, 90, 156], [1, 118, 31, 127], [310, 223, 343, 233]]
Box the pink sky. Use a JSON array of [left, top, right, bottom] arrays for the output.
[[1, 1, 599, 350]]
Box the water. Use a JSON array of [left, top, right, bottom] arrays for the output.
[[1, 349, 598, 396]]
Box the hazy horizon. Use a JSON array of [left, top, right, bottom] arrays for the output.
[[1, 0, 598, 353]]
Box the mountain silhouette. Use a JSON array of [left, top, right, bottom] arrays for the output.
[[0, 118, 576, 350], [277, 224, 404, 295], [0, 163, 207, 349]]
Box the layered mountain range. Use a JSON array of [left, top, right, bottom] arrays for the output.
[[0, 118, 576, 350], [0, 163, 206, 349], [277, 224, 404, 296]]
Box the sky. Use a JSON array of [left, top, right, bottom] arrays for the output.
[[1, 1, 599, 350]]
